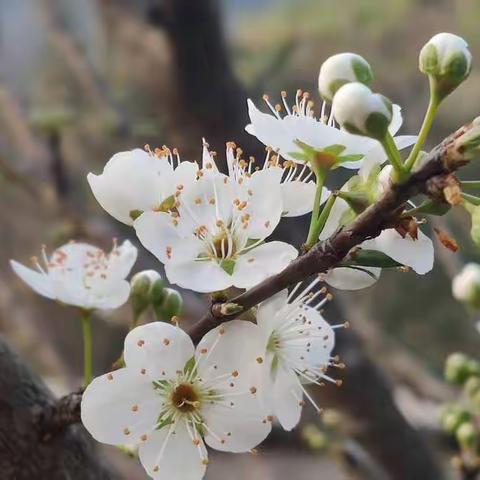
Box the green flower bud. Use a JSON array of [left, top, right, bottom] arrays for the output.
[[445, 353, 476, 384], [318, 53, 373, 102], [332, 83, 393, 140], [464, 376, 480, 398], [452, 263, 480, 309], [441, 406, 471, 434], [130, 270, 162, 318], [419, 33, 472, 100], [154, 288, 183, 321], [456, 422, 477, 449]]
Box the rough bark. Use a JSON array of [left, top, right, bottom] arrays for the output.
[[0, 335, 118, 480]]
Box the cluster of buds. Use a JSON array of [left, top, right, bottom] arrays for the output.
[[129, 270, 183, 321], [442, 353, 480, 474]]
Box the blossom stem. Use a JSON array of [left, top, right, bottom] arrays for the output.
[[315, 194, 337, 238], [305, 167, 327, 248], [405, 82, 440, 172], [80, 310, 93, 387], [380, 132, 407, 181], [461, 181, 480, 192]]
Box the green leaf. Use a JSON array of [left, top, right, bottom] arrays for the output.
[[346, 249, 402, 268], [220, 259, 236, 275], [412, 200, 451, 216]]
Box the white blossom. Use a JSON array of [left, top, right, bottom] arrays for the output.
[[245, 91, 416, 169], [251, 282, 338, 430], [134, 167, 298, 293], [10, 240, 137, 310], [81, 321, 271, 480], [88, 147, 198, 225], [318, 52, 373, 102]]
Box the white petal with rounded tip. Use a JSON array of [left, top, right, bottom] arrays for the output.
[[134, 212, 203, 264], [325, 266, 381, 290], [196, 321, 265, 387], [233, 242, 298, 289], [256, 290, 290, 333], [361, 229, 434, 274], [124, 322, 195, 381], [138, 421, 207, 480], [282, 182, 330, 217], [10, 260, 55, 300], [197, 321, 271, 452], [242, 169, 283, 238], [389, 104, 403, 135], [106, 240, 138, 279], [88, 149, 173, 225], [165, 259, 232, 293], [81, 368, 159, 446], [272, 365, 303, 431]]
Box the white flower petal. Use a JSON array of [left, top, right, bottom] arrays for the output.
[[389, 104, 403, 135], [165, 259, 232, 293], [233, 242, 298, 289], [256, 290, 290, 333], [138, 421, 207, 480], [242, 169, 283, 238], [106, 240, 138, 279], [134, 211, 203, 264], [272, 365, 303, 431], [124, 322, 195, 380], [88, 149, 173, 225], [196, 321, 271, 452], [282, 182, 330, 217], [325, 266, 381, 290], [81, 368, 159, 445], [10, 260, 55, 300], [361, 229, 434, 274]]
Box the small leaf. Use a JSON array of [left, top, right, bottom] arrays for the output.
[[347, 250, 402, 268], [411, 200, 451, 216], [129, 209, 144, 221]]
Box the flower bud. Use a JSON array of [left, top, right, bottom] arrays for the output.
[[456, 422, 477, 449], [332, 83, 393, 140], [419, 33, 472, 100], [445, 352, 480, 384], [130, 270, 162, 318], [464, 376, 480, 398], [318, 53, 373, 102], [153, 288, 183, 321], [441, 405, 471, 434], [452, 263, 480, 309]]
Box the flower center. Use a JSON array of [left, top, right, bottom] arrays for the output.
[[171, 383, 200, 413]]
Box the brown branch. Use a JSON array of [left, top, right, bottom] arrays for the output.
[[189, 119, 472, 342]]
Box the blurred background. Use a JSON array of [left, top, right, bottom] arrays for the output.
[[1, 0, 480, 478]]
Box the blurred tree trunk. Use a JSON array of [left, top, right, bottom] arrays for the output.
[[0, 336, 117, 480], [145, 0, 262, 164]]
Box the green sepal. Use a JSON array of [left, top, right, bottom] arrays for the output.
[[129, 209, 144, 221], [183, 356, 196, 376], [220, 259, 236, 275]]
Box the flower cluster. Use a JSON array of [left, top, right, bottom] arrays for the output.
[[81, 284, 338, 479], [9, 31, 480, 480]]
